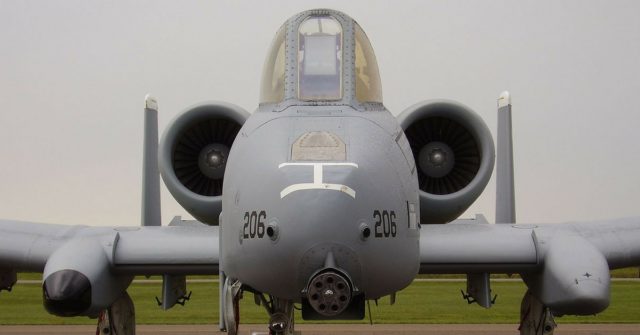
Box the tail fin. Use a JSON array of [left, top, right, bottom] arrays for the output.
[[496, 91, 516, 224], [141, 94, 161, 226]]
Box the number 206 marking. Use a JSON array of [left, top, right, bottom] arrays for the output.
[[243, 210, 266, 239], [374, 210, 397, 238]]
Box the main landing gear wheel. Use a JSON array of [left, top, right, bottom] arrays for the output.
[[96, 291, 135, 335], [519, 289, 556, 335], [224, 278, 242, 335]]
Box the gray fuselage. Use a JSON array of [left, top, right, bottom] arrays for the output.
[[221, 104, 420, 300]]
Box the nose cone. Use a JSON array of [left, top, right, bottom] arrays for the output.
[[43, 270, 92, 316]]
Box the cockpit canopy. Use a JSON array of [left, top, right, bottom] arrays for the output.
[[260, 9, 382, 106], [298, 16, 343, 101]]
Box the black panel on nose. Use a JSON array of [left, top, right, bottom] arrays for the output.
[[42, 270, 91, 316]]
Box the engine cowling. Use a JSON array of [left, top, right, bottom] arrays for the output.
[[159, 102, 249, 225], [398, 100, 495, 224]]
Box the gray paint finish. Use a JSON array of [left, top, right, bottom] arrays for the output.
[[496, 96, 516, 224], [419, 223, 537, 273], [141, 96, 161, 227], [1, 7, 640, 335], [420, 218, 640, 272], [220, 106, 419, 300], [0, 220, 219, 274]]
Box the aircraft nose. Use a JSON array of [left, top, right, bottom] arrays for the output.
[[43, 270, 92, 316]]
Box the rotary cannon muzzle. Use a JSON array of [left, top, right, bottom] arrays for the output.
[[306, 270, 352, 317]]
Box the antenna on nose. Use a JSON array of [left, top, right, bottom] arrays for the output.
[[142, 94, 161, 226]]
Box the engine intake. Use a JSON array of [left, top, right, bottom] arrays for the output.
[[159, 102, 249, 225], [398, 100, 495, 224]]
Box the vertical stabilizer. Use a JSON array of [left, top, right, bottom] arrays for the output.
[[142, 94, 161, 226], [496, 91, 516, 224]]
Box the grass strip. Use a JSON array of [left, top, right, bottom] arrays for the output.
[[1, 280, 639, 325]]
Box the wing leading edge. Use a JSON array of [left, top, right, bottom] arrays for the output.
[[420, 217, 640, 274], [0, 219, 219, 275]]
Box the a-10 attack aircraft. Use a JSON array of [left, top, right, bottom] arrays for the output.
[[1, 8, 639, 335]]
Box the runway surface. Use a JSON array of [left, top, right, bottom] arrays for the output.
[[0, 324, 638, 335]]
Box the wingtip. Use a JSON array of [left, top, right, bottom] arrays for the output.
[[498, 91, 511, 108], [145, 94, 158, 111]]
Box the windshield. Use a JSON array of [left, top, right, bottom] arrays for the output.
[[260, 25, 286, 104], [297, 16, 343, 101], [354, 23, 382, 103]]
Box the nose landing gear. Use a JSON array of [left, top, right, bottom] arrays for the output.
[[266, 301, 295, 335], [223, 276, 296, 335], [255, 293, 295, 335]]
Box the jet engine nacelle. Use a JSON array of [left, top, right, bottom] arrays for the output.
[[398, 100, 495, 224], [42, 237, 132, 317], [159, 102, 249, 225]]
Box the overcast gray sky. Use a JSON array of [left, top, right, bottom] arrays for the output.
[[1, 0, 639, 226]]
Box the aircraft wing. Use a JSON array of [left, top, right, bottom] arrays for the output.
[[420, 217, 640, 274], [420, 217, 640, 313], [0, 219, 219, 275], [419, 217, 538, 274]]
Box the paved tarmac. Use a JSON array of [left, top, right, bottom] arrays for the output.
[[0, 324, 638, 335]]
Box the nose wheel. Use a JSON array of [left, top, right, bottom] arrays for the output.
[[253, 293, 295, 335], [268, 310, 293, 335]]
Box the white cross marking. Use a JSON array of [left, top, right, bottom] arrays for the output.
[[278, 162, 358, 199]]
